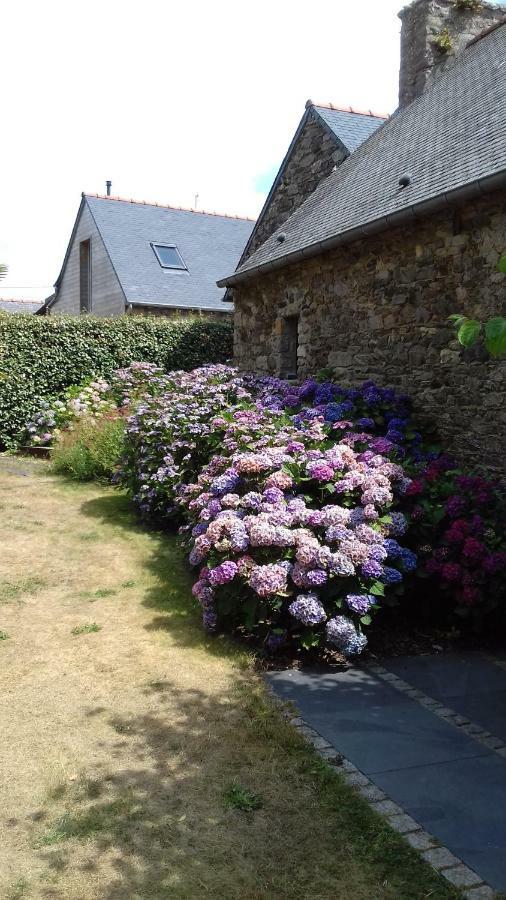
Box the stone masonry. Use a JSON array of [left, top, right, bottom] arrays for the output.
[[232, 191, 506, 477], [243, 110, 345, 260], [399, 0, 506, 107]]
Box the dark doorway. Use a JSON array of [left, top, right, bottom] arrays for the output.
[[280, 315, 299, 378]]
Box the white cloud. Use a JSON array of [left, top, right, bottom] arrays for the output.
[[0, 0, 402, 301]]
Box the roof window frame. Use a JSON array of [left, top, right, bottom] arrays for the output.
[[150, 242, 188, 271]]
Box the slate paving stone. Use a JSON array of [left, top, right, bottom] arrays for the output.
[[266, 669, 490, 774], [384, 654, 506, 743], [267, 661, 506, 892], [384, 653, 506, 699], [375, 753, 506, 891]]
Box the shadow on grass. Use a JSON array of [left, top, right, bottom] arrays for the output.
[[79, 493, 248, 663], [67, 490, 460, 900], [33, 677, 457, 900]]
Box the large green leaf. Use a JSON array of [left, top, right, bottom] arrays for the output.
[[457, 319, 481, 348], [497, 254, 506, 275], [484, 317, 506, 358]]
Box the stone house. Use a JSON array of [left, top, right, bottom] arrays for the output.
[[219, 0, 506, 476], [45, 193, 254, 318]]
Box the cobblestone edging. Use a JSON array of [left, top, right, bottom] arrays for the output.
[[282, 709, 497, 899], [361, 660, 506, 760]]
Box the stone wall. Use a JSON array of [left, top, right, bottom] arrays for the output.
[[399, 0, 506, 107], [232, 190, 506, 477], [244, 111, 344, 260]]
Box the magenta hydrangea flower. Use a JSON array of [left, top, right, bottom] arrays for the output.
[[307, 462, 334, 482]]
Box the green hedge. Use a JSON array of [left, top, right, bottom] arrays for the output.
[[0, 314, 233, 448]]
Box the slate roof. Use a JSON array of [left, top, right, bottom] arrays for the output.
[[0, 299, 43, 314], [83, 195, 255, 312], [220, 22, 506, 287], [313, 104, 387, 152]]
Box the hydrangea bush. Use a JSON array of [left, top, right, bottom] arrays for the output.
[[23, 378, 114, 447], [22, 363, 164, 448], [178, 412, 416, 655], [118, 364, 426, 655], [403, 455, 506, 622]]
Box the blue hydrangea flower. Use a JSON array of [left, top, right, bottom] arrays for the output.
[[379, 566, 403, 585], [326, 616, 368, 655]]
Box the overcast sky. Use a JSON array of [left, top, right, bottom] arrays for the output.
[[0, 0, 404, 302]]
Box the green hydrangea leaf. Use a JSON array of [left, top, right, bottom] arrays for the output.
[[484, 317, 506, 358], [457, 319, 481, 348]]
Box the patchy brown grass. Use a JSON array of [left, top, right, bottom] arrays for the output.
[[0, 456, 459, 900]]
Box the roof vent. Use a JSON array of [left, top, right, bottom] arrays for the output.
[[398, 173, 412, 188], [277, 232, 287, 243]]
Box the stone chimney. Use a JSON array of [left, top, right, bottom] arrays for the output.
[[398, 0, 506, 108]]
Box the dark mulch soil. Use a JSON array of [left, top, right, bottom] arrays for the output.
[[255, 610, 506, 674]]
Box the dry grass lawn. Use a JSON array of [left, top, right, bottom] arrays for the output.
[[0, 456, 460, 900]]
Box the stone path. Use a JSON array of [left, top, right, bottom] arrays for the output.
[[267, 653, 506, 897]]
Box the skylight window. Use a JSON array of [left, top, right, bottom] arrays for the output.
[[151, 243, 187, 270]]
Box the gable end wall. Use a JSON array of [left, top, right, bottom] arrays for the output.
[[232, 191, 506, 477], [245, 114, 344, 260], [51, 204, 125, 317]]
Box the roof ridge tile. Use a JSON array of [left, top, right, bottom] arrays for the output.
[[83, 193, 255, 222], [306, 100, 389, 120]]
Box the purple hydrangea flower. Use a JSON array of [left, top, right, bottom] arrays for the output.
[[264, 629, 287, 652], [387, 512, 408, 537], [304, 569, 328, 587], [210, 470, 239, 496], [208, 561, 238, 586], [288, 594, 327, 625], [360, 559, 383, 578], [263, 487, 285, 504], [345, 593, 375, 614], [384, 538, 402, 558], [249, 563, 288, 597]]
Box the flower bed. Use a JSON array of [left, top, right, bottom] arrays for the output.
[[23, 362, 505, 655], [117, 363, 503, 657]]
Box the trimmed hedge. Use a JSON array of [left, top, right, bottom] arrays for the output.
[[0, 314, 233, 449]]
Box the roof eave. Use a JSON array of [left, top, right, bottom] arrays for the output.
[[218, 170, 506, 288], [128, 300, 233, 313]]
